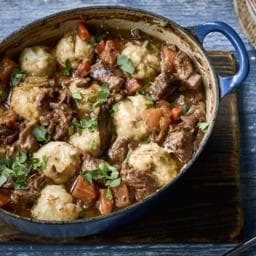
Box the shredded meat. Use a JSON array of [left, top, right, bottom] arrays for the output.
[[174, 51, 193, 81], [108, 137, 128, 165], [35, 88, 54, 112], [96, 40, 119, 66], [17, 122, 39, 153], [121, 165, 158, 201], [164, 102, 205, 163], [90, 62, 125, 92], [149, 73, 177, 101], [40, 102, 73, 140]]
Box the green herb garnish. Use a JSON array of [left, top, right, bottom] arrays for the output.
[[78, 210, 87, 218], [105, 187, 113, 200], [0, 90, 7, 102], [143, 40, 154, 52], [63, 59, 72, 76], [92, 84, 111, 110], [82, 162, 121, 196], [145, 96, 155, 109], [69, 117, 97, 135], [197, 122, 209, 133], [0, 153, 47, 189], [141, 139, 150, 144], [32, 125, 48, 143], [117, 54, 135, 75], [112, 104, 119, 113], [10, 69, 26, 87], [181, 104, 189, 115], [72, 91, 83, 100]]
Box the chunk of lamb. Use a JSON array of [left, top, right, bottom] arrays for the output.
[[160, 44, 177, 73], [108, 137, 129, 165], [90, 62, 125, 92], [120, 165, 158, 201], [96, 40, 119, 66], [112, 182, 131, 208], [148, 73, 177, 101], [181, 73, 202, 91], [173, 51, 193, 81], [164, 102, 205, 163]]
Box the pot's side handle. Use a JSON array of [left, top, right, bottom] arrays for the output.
[[188, 21, 249, 98]]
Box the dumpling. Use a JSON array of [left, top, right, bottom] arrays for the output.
[[33, 141, 81, 184], [69, 129, 101, 157], [113, 95, 150, 141], [20, 46, 56, 77], [69, 80, 100, 117], [121, 41, 160, 80], [31, 185, 81, 221], [128, 142, 178, 186], [10, 76, 49, 121], [56, 33, 94, 68]]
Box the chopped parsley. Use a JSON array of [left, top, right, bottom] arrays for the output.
[[78, 210, 87, 218], [95, 33, 107, 42], [69, 117, 97, 135], [112, 103, 119, 113], [82, 162, 121, 200], [32, 125, 48, 143], [10, 69, 26, 87], [92, 84, 111, 110], [141, 139, 150, 144], [117, 54, 135, 75], [197, 122, 209, 133], [145, 96, 155, 109], [72, 91, 83, 100], [143, 40, 154, 52], [88, 37, 96, 46], [63, 59, 72, 76], [181, 104, 189, 115], [0, 90, 7, 102], [0, 153, 47, 189]]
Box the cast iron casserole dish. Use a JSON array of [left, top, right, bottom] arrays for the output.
[[0, 6, 249, 237]]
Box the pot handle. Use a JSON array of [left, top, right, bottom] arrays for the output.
[[188, 21, 249, 98]]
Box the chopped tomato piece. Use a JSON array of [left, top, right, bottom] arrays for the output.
[[96, 189, 113, 215], [96, 40, 106, 55], [71, 176, 97, 203], [0, 193, 10, 207], [77, 21, 90, 41], [75, 62, 90, 77], [171, 107, 182, 122], [125, 78, 143, 95], [112, 183, 131, 208]]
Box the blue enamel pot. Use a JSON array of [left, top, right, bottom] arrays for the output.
[[0, 6, 249, 238]]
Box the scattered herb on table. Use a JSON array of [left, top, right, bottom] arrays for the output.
[[117, 54, 135, 75]]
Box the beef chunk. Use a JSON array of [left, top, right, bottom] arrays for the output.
[[181, 73, 202, 91], [18, 122, 39, 153], [174, 51, 193, 80], [149, 73, 177, 101], [121, 165, 158, 201], [125, 78, 143, 95], [0, 110, 19, 145], [90, 62, 125, 92], [96, 40, 119, 66], [164, 102, 205, 163], [35, 88, 54, 112], [160, 44, 177, 73], [82, 153, 102, 171], [112, 182, 131, 208], [40, 102, 73, 140], [108, 137, 128, 165]]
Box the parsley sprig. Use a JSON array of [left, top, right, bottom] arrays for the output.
[[32, 125, 49, 143], [82, 162, 121, 200], [117, 54, 135, 75], [10, 69, 26, 87], [0, 153, 48, 189], [63, 59, 72, 76], [69, 117, 97, 135], [197, 122, 209, 133]]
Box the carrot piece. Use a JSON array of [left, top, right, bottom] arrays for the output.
[[77, 21, 90, 41], [171, 107, 182, 122], [75, 62, 90, 77], [143, 108, 162, 132], [125, 78, 143, 95], [71, 176, 97, 203], [97, 189, 113, 215], [0, 193, 10, 207]]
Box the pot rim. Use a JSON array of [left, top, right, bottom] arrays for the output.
[[0, 5, 219, 225]]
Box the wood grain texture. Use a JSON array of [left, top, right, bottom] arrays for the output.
[[0, 0, 255, 255]]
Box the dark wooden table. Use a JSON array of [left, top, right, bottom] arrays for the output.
[[0, 0, 255, 255]]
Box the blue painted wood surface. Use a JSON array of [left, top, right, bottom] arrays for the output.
[[0, 0, 256, 255]]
